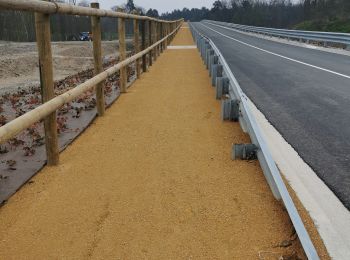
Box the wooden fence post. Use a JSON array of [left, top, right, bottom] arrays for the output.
[[153, 21, 157, 61], [158, 22, 161, 54], [156, 22, 159, 56], [168, 24, 171, 45], [133, 14, 141, 78], [164, 23, 168, 50], [141, 20, 147, 72], [35, 11, 59, 166], [91, 2, 105, 116], [118, 11, 127, 93], [148, 20, 153, 67], [160, 23, 165, 53], [158, 22, 161, 55]]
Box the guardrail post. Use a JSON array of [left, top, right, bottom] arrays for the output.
[[148, 20, 153, 67], [91, 2, 105, 116], [133, 13, 141, 79], [35, 11, 59, 166], [222, 99, 239, 122], [141, 20, 147, 72], [216, 77, 229, 99], [118, 12, 127, 93], [206, 49, 214, 69], [200, 39, 206, 58], [211, 64, 222, 87], [209, 55, 218, 77], [232, 144, 258, 160]]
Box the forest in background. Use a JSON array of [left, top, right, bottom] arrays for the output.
[[0, 0, 349, 42], [0, 0, 159, 42], [162, 0, 350, 32]]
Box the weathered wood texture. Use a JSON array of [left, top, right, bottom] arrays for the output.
[[141, 20, 147, 72], [34, 11, 59, 165], [118, 16, 127, 93], [91, 2, 105, 116], [133, 15, 141, 78], [148, 21, 153, 66]]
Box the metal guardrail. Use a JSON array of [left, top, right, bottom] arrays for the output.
[[204, 20, 350, 49], [189, 23, 320, 259]]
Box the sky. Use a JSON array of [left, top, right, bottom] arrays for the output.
[[98, 0, 215, 14]]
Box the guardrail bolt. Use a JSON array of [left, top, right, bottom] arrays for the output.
[[221, 99, 239, 121], [232, 144, 258, 160], [216, 77, 229, 99]]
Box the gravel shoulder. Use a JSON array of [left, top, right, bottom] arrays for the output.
[[0, 27, 328, 259]]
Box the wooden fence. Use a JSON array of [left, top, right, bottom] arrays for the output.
[[0, 0, 183, 165]]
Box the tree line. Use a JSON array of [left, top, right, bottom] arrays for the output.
[[1, 0, 349, 42], [0, 0, 161, 42], [161, 0, 350, 32]]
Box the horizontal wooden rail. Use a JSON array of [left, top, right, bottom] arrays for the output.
[[0, 23, 182, 145], [0, 0, 183, 165], [0, 0, 182, 23]]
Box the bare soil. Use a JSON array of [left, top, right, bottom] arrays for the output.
[[0, 40, 127, 94]]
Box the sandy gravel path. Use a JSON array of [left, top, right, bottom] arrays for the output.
[[0, 26, 323, 259]]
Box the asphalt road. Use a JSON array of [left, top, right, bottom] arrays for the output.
[[192, 21, 350, 210]]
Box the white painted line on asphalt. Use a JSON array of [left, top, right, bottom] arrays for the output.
[[202, 22, 350, 80], [168, 45, 197, 49]]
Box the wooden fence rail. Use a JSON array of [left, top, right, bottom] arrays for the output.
[[0, 0, 180, 23], [0, 0, 183, 165]]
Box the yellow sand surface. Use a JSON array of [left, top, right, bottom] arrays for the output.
[[0, 24, 326, 259]]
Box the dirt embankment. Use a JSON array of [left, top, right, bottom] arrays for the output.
[[0, 41, 121, 94]]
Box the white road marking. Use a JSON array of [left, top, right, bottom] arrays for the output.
[[201, 22, 350, 80], [168, 45, 197, 49]]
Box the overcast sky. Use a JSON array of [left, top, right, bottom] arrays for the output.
[[98, 0, 215, 14]]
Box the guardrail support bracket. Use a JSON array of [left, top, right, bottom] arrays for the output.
[[232, 144, 258, 160]]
